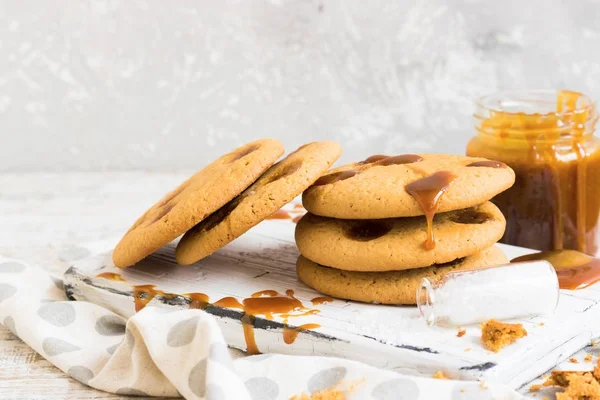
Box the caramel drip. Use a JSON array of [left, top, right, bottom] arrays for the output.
[[405, 171, 457, 250], [266, 209, 291, 220], [214, 296, 244, 309], [467, 160, 507, 168], [241, 314, 259, 355], [96, 272, 126, 282], [311, 296, 333, 305], [512, 249, 600, 290], [283, 324, 321, 344], [185, 293, 210, 310], [132, 285, 162, 312]]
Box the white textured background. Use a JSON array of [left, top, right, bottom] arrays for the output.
[[2, 0, 600, 171]]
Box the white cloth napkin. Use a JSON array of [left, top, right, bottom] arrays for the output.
[[0, 255, 526, 399]]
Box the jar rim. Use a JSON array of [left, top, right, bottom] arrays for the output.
[[475, 89, 596, 117]]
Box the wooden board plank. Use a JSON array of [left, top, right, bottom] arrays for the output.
[[64, 207, 600, 390]]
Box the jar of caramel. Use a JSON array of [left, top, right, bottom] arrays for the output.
[[467, 90, 600, 256]]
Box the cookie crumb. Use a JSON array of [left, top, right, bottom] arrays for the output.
[[457, 328, 467, 337], [530, 384, 542, 392], [592, 340, 598, 347], [569, 358, 579, 364], [586, 354, 594, 362], [433, 370, 449, 380], [460, 388, 466, 393], [536, 358, 600, 399], [289, 380, 362, 400], [479, 380, 488, 390], [480, 319, 528, 352], [539, 322, 545, 326], [464, 348, 471, 352]]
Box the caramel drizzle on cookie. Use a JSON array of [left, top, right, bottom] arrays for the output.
[[405, 171, 457, 250]]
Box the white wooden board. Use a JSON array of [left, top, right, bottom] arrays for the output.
[[63, 205, 600, 390]]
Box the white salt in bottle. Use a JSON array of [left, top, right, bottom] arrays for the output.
[[417, 260, 559, 326]]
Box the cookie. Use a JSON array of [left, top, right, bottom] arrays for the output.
[[295, 202, 505, 271], [296, 246, 508, 305], [302, 154, 515, 219], [175, 141, 342, 265], [112, 139, 284, 268]]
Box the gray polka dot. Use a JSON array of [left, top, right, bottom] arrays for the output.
[[0, 284, 17, 303], [106, 343, 120, 355], [372, 378, 421, 400], [68, 366, 94, 385], [0, 262, 26, 273], [95, 315, 126, 336], [126, 330, 135, 348], [115, 387, 149, 396], [308, 367, 347, 393], [167, 316, 200, 347], [59, 246, 91, 262], [37, 302, 76, 327], [246, 377, 279, 400], [189, 359, 207, 397], [210, 342, 234, 371], [245, 354, 274, 362], [51, 277, 64, 291], [450, 384, 492, 400], [42, 337, 81, 356], [206, 384, 226, 400], [3, 316, 17, 336]]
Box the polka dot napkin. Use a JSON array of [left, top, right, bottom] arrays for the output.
[[0, 257, 525, 399]]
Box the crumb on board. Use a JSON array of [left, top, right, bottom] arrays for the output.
[[480, 319, 528, 353], [457, 328, 466, 337], [569, 358, 579, 364], [464, 348, 471, 352], [592, 341, 599, 347], [539, 322, 545, 326], [433, 371, 449, 380], [530, 384, 542, 392], [479, 380, 488, 390], [289, 380, 363, 400], [535, 358, 600, 399], [586, 354, 594, 362]]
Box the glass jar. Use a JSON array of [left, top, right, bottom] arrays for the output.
[[467, 90, 600, 256]]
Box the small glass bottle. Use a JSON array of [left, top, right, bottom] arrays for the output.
[[417, 260, 559, 327], [467, 90, 600, 256]]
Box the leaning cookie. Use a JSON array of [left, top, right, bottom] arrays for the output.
[[176, 141, 342, 265], [295, 202, 505, 271], [302, 154, 515, 219], [112, 139, 284, 268], [296, 246, 508, 305]]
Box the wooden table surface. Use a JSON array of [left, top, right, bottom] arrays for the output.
[[0, 172, 595, 399]]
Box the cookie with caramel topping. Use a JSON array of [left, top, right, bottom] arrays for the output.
[[112, 139, 284, 268], [296, 246, 508, 305], [176, 141, 342, 265], [295, 202, 505, 271], [302, 154, 515, 219]]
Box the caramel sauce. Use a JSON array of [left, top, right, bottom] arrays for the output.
[[266, 209, 291, 220], [133, 285, 164, 312], [405, 171, 457, 250], [252, 290, 279, 297], [467, 160, 507, 168], [468, 90, 600, 255], [312, 170, 359, 186], [449, 209, 491, 224], [374, 154, 423, 166], [96, 272, 126, 282], [512, 250, 600, 290], [214, 296, 244, 309], [283, 324, 321, 344], [311, 296, 333, 305], [359, 154, 389, 164], [347, 221, 392, 241], [241, 314, 259, 355], [185, 292, 210, 310]]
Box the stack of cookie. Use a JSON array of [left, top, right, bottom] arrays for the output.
[[112, 139, 342, 268], [295, 154, 516, 305]]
